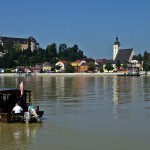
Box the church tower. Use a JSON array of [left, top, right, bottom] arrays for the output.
[[113, 36, 120, 60]]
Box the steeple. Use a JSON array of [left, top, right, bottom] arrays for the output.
[[114, 36, 120, 46], [113, 36, 120, 60]]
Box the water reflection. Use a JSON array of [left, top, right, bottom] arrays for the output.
[[112, 76, 147, 119], [143, 76, 150, 101], [0, 123, 42, 150], [113, 76, 144, 105], [0, 75, 150, 150]]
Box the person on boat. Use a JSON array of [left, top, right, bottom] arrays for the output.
[[28, 103, 41, 121], [12, 103, 23, 113], [24, 103, 41, 123]]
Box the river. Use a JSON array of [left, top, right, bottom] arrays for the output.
[[0, 75, 150, 150]]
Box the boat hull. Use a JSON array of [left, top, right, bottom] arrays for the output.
[[117, 72, 140, 76], [0, 111, 44, 123]]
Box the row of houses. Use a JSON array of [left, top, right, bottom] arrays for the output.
[[16, 58, 96, 73], [16, 56, 143, 74]]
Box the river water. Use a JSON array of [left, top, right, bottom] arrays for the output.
[[0, 75, 150, 150]]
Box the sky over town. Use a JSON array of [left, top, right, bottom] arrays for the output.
[[0, 0, 150, 59]]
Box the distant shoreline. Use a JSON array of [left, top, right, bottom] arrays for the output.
[[0, 72, 149, 76]]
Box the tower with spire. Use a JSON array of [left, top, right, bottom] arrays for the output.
[[113, 36, 120, 60]]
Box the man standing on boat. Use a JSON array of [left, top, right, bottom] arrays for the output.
[[12, 103, 23, 113]]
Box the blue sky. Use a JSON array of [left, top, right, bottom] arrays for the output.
[[1, 0, 150, 59]]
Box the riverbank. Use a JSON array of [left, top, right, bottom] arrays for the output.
[[0, 72, 126, 76], [0, 71, 149, 76]]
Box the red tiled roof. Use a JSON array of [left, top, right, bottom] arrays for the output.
[[58, 60, 68, 64]]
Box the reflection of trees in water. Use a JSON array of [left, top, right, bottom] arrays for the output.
[[0, 123, 42, 149], [112, 76, 150, 119], [113, 76, 143, 105], [143, 77, 150, 101], [31, 76, 90, 104]]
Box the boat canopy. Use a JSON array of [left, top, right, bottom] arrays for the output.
[[0, 88, 31, 113]]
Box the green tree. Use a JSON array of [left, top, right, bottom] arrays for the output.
[[3, 41, 17, 60], [58, 43, 86, 61], [105, 63, 114, 72], [0, 44, 3, 52], [3, 41, 14, 53], [66, 62, 75, 73], [143, 51, 150, 72], [1, 54, 16, 68], [23, 49, 32, 57], [58, 43, 68, 60], [78, 50, 84, 59], [116, 60, 121, 69], [143, 51, 149, 61], [136, 53, 143, 63], [18, 55, 29, 66], [88, 62, 95, 72], [36, 51, 43, 63], [15, 43, 22, 51], [46, 43, 57, 62], [30, 56, 37, 66], [38, 48, 46, 62]]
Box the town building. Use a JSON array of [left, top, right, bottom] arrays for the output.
[[113, 36, 142, 72], [42, 62, 52, 72], [113, 36, 136, 63], [55, 60, 68, 72]]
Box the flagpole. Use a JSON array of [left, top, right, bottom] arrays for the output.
[[20, 81, 24, 96]]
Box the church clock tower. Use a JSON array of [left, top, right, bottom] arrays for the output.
[[113, 36, 120, 60]]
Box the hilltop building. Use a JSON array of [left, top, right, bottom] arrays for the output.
[[0, 36, 39, 52]]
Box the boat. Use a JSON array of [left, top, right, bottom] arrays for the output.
[[117, 72, 140, 76], [0, 88, 44, 123], [14, 72, 36, 77]]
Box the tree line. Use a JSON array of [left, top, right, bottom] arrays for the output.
[[0, 42, 87, 68], [0, 41, 150, 72]]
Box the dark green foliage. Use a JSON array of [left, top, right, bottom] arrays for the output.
[[136, 53, 143, 63], [105, 63, 114, 72], [0, 42, 86, 68], [143, 51, 150, 71], [18, 55, 29, 66], [116, 60, 121, 69], [58, 44, 85, 61], [0, 54, 16, 68], [3, 41, 14, 53], [29, 56, 37, 66], [0, 44, 3, 52], [58, 43, 68, 60], [66, 62, 75, 73], [88, 62, 95, 72]]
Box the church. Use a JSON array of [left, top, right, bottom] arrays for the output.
[[113, 36, 137, 63], [102, 36, 142, 73], [112, 36, 142, 72]]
